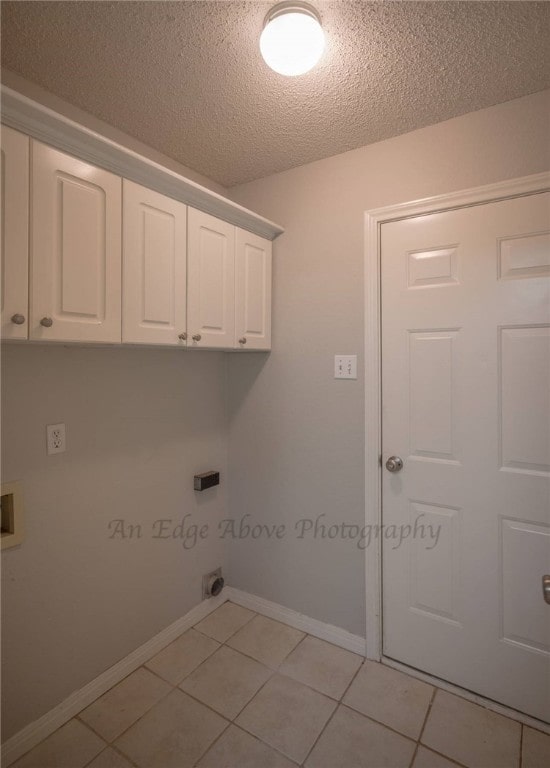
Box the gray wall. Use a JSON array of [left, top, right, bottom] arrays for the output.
[[226, 89, 550, 637], [1, 345, 227, 739]]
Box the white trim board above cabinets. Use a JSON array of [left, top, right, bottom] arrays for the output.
[[1, 126, 279, 351], [1, 86, 283, 241]]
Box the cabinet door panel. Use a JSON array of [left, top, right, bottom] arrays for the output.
[[235, 229, 272, 350], [30, 141, 121, 343], [187, 207, 234, 349], [1, 127, 29, 340], [123, 180, 187, 345]]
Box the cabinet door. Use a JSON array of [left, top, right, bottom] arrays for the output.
[[30, 141, 121, 343], [123, 180, 187, 345], [187, 207, 234, 349], [235, 229, 272, 350], [1, 127, 29, 340]]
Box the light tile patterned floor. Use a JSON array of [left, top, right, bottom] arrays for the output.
[[11, 602, 550, 768]]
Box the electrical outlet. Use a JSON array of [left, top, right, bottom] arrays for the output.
[[46, 423, 66, 455], [334, 355, 357, 379]]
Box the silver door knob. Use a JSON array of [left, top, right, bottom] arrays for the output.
[[40, 317, 53, 328], [192, 334, 201, 342], [543, 575, 550, 605], [178, 332, 187, 341], [386, 456, 403, 473], [11, 313, 25, 325], [239, 337, 247, 345]]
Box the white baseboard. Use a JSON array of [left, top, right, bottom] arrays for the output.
[[225, 587, 367, 656], [1, 593, 227, 767]]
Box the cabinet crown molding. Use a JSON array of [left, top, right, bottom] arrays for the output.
[[1, 86, 284, 242]]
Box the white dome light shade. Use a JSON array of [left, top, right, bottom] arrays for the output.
[[260, 4, 325, 77]]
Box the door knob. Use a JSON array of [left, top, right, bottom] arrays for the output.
[[11, 313, 25, 325], [239, 337, 247, 345], [178, 332, 187, 341], [543, 575, 550, 605], [40, 317, 53, 327], [192, 334, 201, 342], [386, 456, 403, 473]]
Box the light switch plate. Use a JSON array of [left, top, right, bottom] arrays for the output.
[[334, 355, 357, 379]]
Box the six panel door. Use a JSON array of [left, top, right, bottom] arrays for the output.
[[187, 207, 235, 349], [123, 180, 187, 345], [1, 126, 29, 340], [381, 192, 550, 722], [235, 228, 272, 350], [30, 141, 122, 343]]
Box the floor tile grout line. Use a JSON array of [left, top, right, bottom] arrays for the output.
[[140, 661, 183, 688], [338, 654, 366, 701], [415, 744, 469, 768], [179, 659, 276, 722], [418, 685, 437, 744], [519, 723, 524, 768], [192, 601, 258, 643], [299, 697, 340, 766], [80, 742, 142, 768], [339, 698, 428, 745], [189, 717, 232, 768], [76, 681, 176, 747], [230, 717, 304, 766], [408, 686, 438, 768], [109, 742, 142, 768], [223, 615, 307, 667], [189, 720, 232, 768]]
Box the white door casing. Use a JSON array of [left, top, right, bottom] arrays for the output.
[[30, 141, 121, 343], [187, 207, 235, 349], [1, 126, 29, 340], [122, 180, 187, 345], [365, 176, 550, 724], [235, 228, 272, 351]]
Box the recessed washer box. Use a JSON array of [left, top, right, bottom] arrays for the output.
[[1, 481, 24, 549]]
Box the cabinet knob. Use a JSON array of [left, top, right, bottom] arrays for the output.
[[192, 334, 202, 342], [178, 332, 187, 341], [40, 317, 53, 328], [11, 313, 25, 325], [239, 337, 247, 345]]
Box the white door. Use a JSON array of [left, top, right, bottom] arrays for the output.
[[381, 192, 550, 722], [31, 141, 121, 343], [187, 207, 234, 349], [123, 180, 187, 345], [1, 127, 29, 340], [235, 228, 272, 351]]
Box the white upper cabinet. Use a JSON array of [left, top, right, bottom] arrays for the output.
[[123, 180, 187, 345], [30, 141, 122, 343], [235, 229, 272, 351], [1, 127, 29, 340], [187, 207, 235, 349]]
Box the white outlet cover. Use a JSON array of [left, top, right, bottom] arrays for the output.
[[47, 423, 66, 455], [334, 355, 357, 379]]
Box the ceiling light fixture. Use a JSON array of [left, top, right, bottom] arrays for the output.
[[260, 2, 325, 77]]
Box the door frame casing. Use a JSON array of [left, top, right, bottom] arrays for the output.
[[363, 171, 550, 662]]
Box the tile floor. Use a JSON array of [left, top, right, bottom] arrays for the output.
[[11, 602, 550, 768]]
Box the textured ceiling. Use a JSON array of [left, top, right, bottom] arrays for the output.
[[2, 1, 549, 187]]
